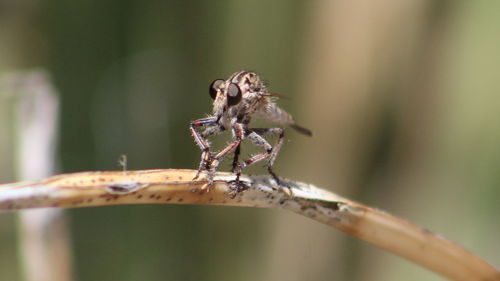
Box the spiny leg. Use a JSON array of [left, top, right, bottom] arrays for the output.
[[199, 125, 225, 174], [228, 132, 271, 195], [207, 122, 245, 186], [225, 142, 248, 197], [245, 128, 286, 186], [189, 116, 220, 180], [231, 143, 241, 173]]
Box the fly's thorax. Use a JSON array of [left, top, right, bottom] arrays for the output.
[[231, 91, 267, 120], [228, 71, 265, 94]]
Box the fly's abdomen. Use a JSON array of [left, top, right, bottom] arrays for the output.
[[258, 103, 295, 125], [257, 103, 312, 136]]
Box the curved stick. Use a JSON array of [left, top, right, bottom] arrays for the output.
[[0, 169, 498, 281]]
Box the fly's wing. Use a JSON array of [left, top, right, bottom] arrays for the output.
[[290, 124, 312, 136], [256, 102, 312, 136], [263, 92, 291, 100]]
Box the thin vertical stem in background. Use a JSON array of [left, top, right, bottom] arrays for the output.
[[9, 70, 74, 281]]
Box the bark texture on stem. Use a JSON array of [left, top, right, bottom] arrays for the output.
[[0, 169, 498, 281]]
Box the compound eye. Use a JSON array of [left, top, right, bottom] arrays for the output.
[[209, 79, 224, 100], [227, 83, 242, 106]]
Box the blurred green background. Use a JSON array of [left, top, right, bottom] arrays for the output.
[[1, 1, 499, 280]]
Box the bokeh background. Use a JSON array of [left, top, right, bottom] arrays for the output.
[[1, 1, 499, 280]]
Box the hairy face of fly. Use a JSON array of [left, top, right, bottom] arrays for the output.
[[209, 79, 243, 121]]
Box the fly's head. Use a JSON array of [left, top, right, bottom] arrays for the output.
[[208, 71, 265, 122], [209, 79, 242, 122]]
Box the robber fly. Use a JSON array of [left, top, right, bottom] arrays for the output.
[[190, 70, 312, 193]]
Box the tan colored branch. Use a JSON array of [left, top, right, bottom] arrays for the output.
[[0, 169, 498, 281]]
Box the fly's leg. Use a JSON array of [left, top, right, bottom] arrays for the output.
[[265, 128, 285, 185], [206, 123, 245, 188], [189, 117, 220, 181], [230, 143, 241, 173], [229, 130, 277, 197], [244, 128, 287, 187], [227, 144, 249, 197], [227, 142, 247, 197], [198, 125, 224, 175]]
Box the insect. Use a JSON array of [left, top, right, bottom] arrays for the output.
[[190, 70, 312, 193]]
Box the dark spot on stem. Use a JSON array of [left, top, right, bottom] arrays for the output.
[[108, 185, 131, 193]]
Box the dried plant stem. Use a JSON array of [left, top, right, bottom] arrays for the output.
[[0, 169, 498, 281]]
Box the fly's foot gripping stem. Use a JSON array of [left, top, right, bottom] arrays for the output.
[[227, 179, 250, 199], [267, 168, 294, 197]]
